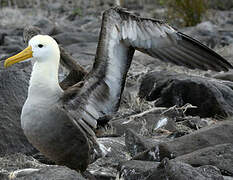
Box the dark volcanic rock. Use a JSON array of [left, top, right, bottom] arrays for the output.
[[175, 143, 233, 175], [118, 160, 159, 180], [132, 120, 233, 162], [132, 146, 161, 162], [0, 153, 86, 179], [110, 107, 177, 136], [15, 166, 86, 180], [87, 137, 128, 179], [146, 158, 223, 180], [54, 32, 98, 46], [224, 176, 233, 180], [33, 18, 55, 35], [213, 70, 233, 82], [184, 116, 213, 130], [125, 129, 158, 157], [0, 153, 44, 172], [0, 61, 35, 156], [139, 71, 233, 118], [97, 137, 127, 160], [208, 0, 233, 10], [87, 157, 118, 180], [158, 120, 233, 160], [0, 32, 6, 45]]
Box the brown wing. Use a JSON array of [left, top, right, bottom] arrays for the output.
[[63, 7, 233, 137], [117, 7, 232, 71]]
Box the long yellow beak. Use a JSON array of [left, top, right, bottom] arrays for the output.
[[4, 46, 33, 68]]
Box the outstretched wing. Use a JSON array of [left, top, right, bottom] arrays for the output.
[[117, 7, 232, 71], [63, 7, 233, 136]]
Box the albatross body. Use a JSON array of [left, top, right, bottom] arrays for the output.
[[4, 7, 233, 171]]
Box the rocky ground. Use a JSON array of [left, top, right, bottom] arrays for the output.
[[1, 1, 233, 180]]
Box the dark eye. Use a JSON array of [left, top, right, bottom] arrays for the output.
[[38, 44, 43, 48]]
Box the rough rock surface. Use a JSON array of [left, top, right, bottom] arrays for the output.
[[147, 158, 224, 180], [158, 120, 233, 159], [0, 61, 35, 156], [1, 1, 233, 179], [15, 166, 86, 180], [118, 160, 160, 180], [0, 153, 86, 180], [86, 137, 129, 179], [175, 143, 233, 175], [139, 71, 233, 118], [111, 107, 178, 136], [125, 128, 159, 157]]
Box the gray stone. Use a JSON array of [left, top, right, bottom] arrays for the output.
[[16, 166, 86, 180], [139, 71, 233, 118], [87, 157, 118, 180], [87, 137, 129, 179], [0, 153, 86, 179], [196, 21, 217, 36], [183, 116, 214, 130], [132, 146, 161, 162], [110, 107, 178, 136], [125, 128, 158, 157], [213, 70, 233, 82], [175, 143, 233, 175], [118, 160, 160, 180], [158, 120, 233, 159], [208, 0, 233, 10], [146, 158, 223, 180], [224, 176, 233, 180], [0, 153, 45, 172], [97, 137, 128, 160], [0, 32, 6, 45], [33, 18, 55, 35], [54, 32, 98, 46], [0, 61, 35, 156]]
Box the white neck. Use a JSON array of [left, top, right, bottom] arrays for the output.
[[28, 56, 63, 102]]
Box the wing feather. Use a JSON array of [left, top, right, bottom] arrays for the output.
[[115, 7, 232, 71], [63, 7, 232, 137]]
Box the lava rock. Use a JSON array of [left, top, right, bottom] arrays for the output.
[[0, 32, 6, 45], [0, 153, 86, 179], [54, 32, 98, 46], [15, 166, 86, 180], [146, 158, 223, 180], [175, 143, 233, 175], [118, 160, 160, 180], [139, 71, 233, 118], [87, 157, 119, 180], [158, 120, 233, 160], [97, 137, 127, 160], [213, 70, 233, 82], [208, 0, 233, 10], [33, 18, 55, 35], [196, 21, 217, 36], [125, 128, 158, 157], [110, 107, 177, 136], [0, 153, 45, 172], [224, 176, 233, 180], [87, 137, 129, 179], [183, 116, 214, 130], [0, 61, 35, 156], [132, 146, 161, 162]]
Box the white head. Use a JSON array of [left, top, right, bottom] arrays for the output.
[[4, 35, 60, 68]]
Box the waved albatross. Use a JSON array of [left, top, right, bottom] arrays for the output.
[[4, 7, 233, 171]]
